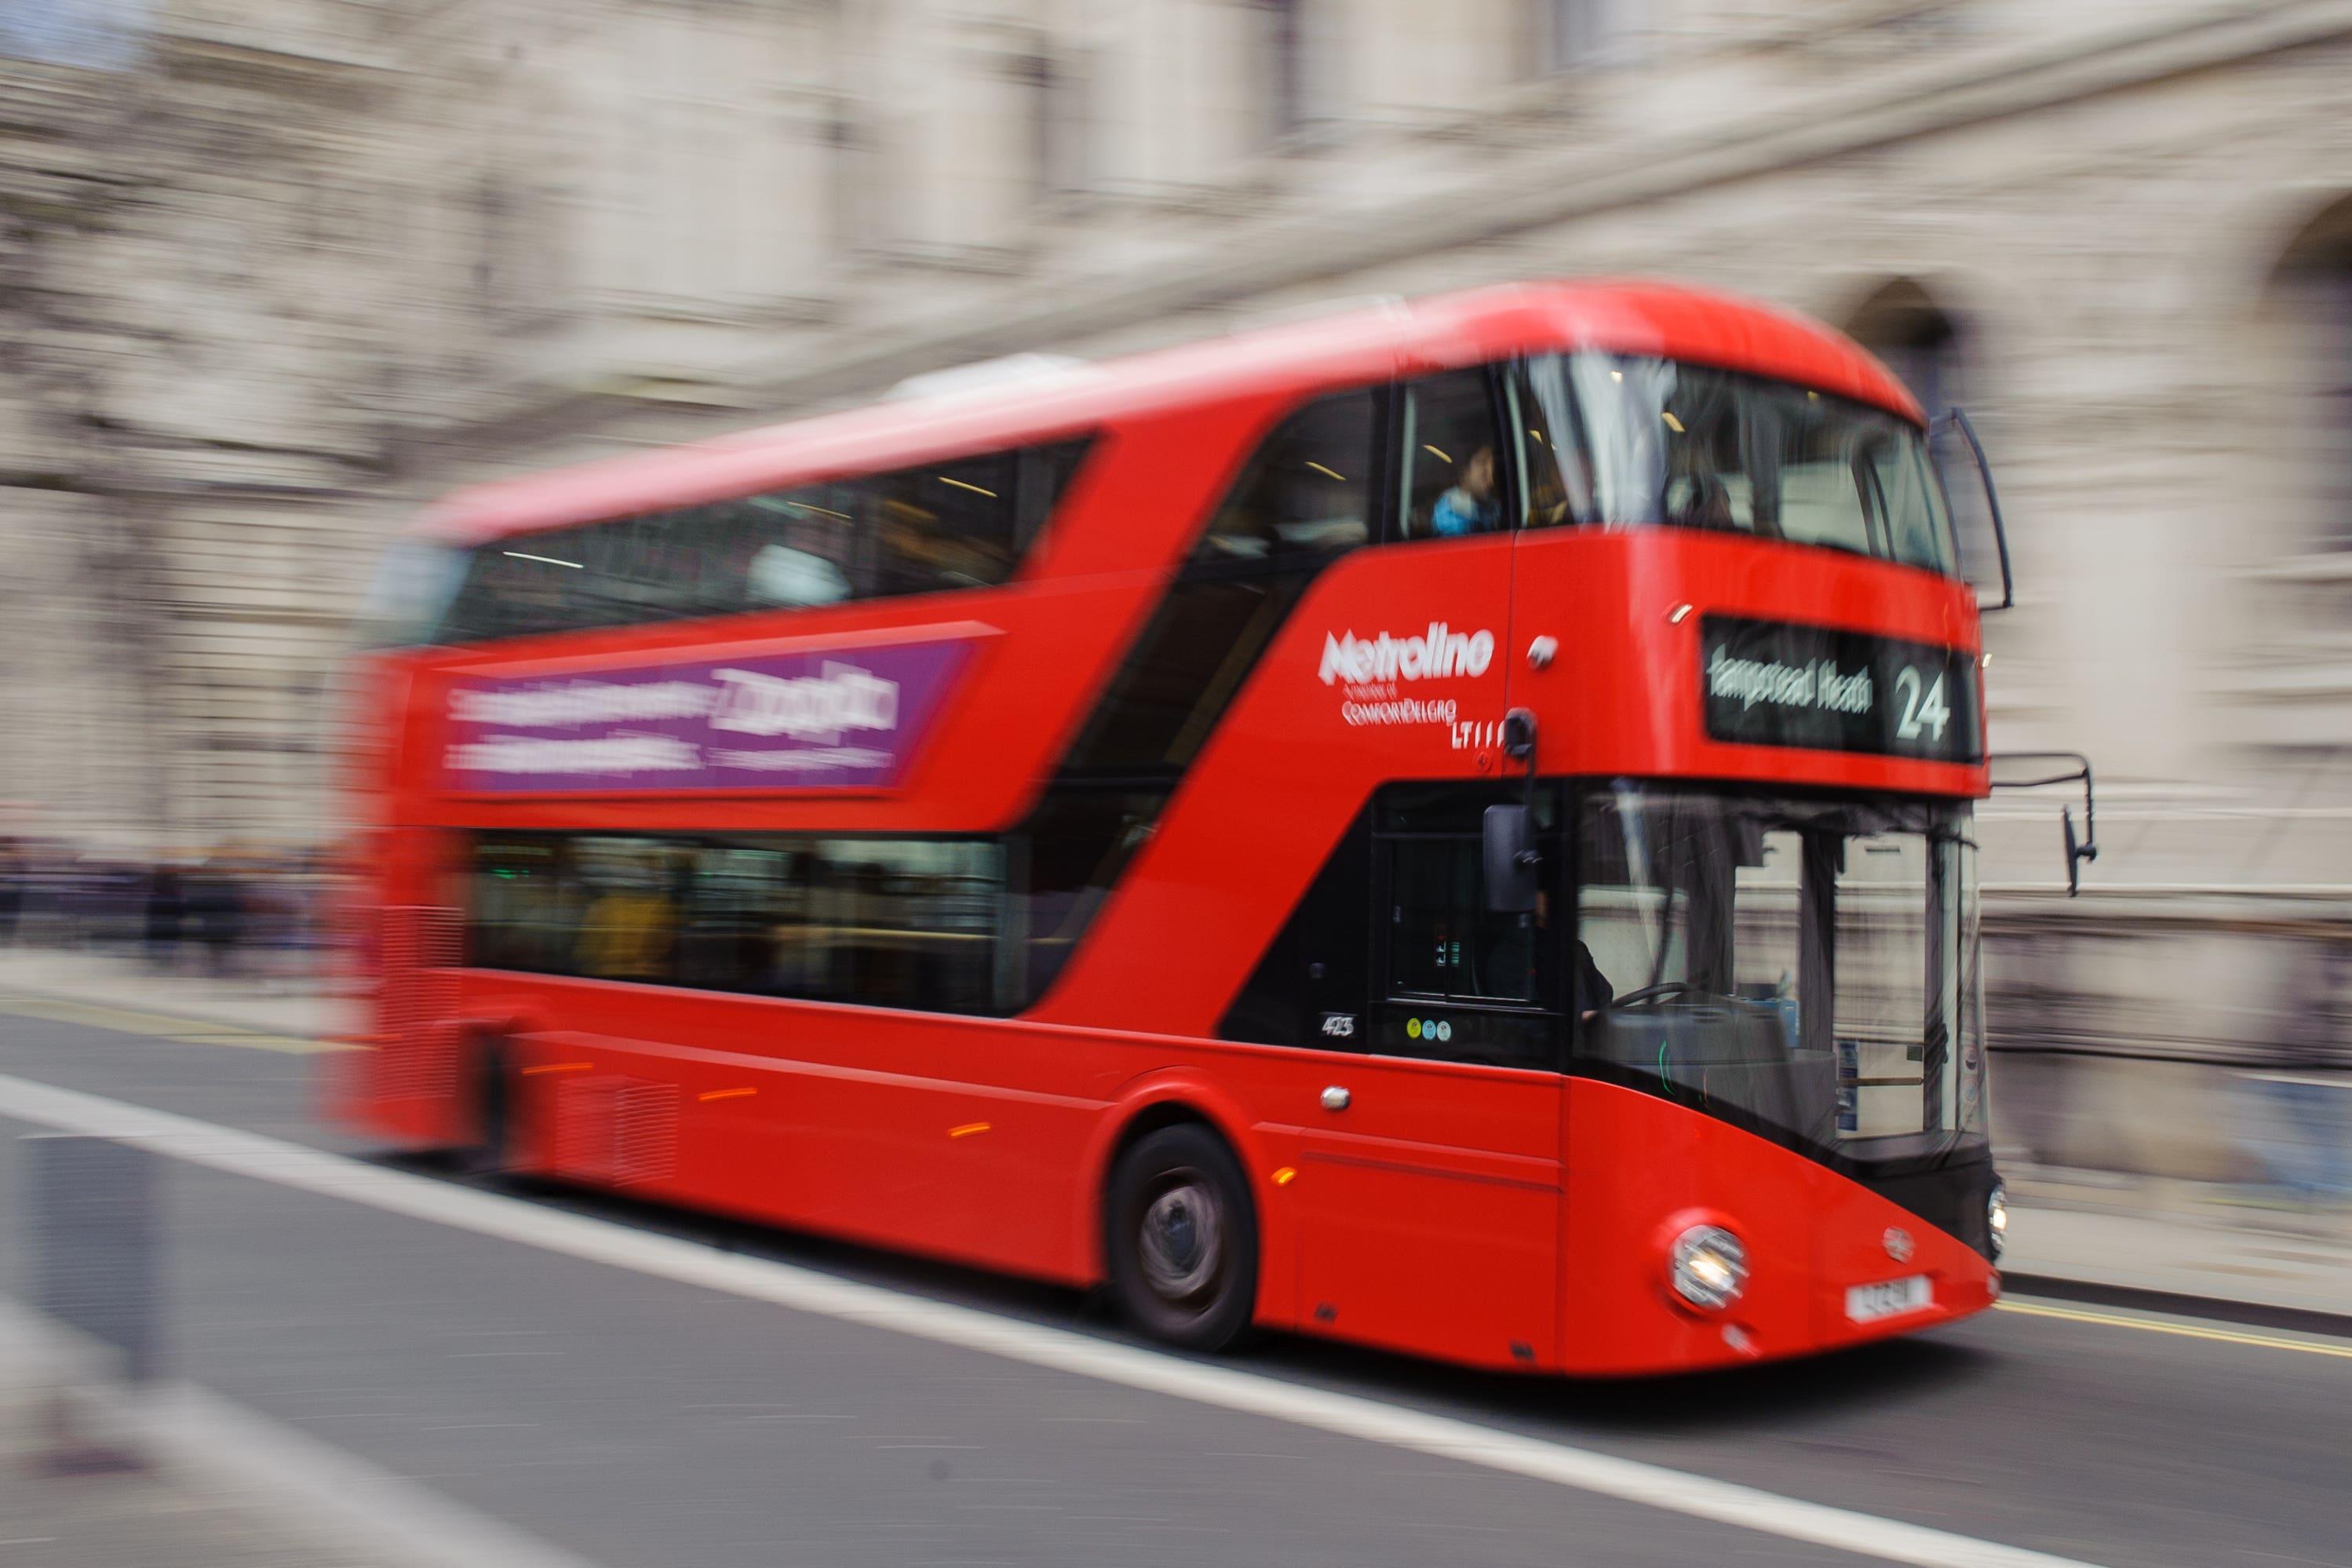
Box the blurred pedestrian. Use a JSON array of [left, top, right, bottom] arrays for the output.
[[144, 864, 185, 968], [187, 865, 246, 976], [94, 859, 140, 949], [0, 838, 22, 943]]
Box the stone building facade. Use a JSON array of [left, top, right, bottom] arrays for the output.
[[8, 0, 2352, 1171]]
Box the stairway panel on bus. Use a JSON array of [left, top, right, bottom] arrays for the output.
[[1041, 540, 1518, 1035]]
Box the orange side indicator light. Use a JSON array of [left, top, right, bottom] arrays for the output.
[[698, 1088, 757, 1103], [1272, 1166, 1297, 1187], [948, 1121, 991, 1139], [523, 1062, 593, 1076]]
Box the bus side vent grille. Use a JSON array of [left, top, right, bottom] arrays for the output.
[[614, 1081, 680, 1187], [375, 905, 461, 1101], [551, 1077, 614, 1180], [553, 1076, 678, 1189]]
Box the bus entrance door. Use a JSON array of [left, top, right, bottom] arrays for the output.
[[1287, 785, 1566, 1372]]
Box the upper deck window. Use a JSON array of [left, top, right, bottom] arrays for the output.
[[1397, 371, 1507, 542], [1515, 354, 1958, 576], [381, 437, 1092, 647], [1191, 392, 1377, 564]]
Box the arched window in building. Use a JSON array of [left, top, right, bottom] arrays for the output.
[[1260, 0, 1308, 141], [2268, 195, 2352, 549], [1845, 279, 1963, 426], [1845, 279, 2007, 593], [1256, 0, 1342, 145]]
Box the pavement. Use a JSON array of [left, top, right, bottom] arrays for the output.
[[2000, 1172, 2352, 1321], [0, 1293, 606, 1568], [0, 947, 338, 1042], [0, 1302, 396, 1568], [0, 944, 2343, 1568]]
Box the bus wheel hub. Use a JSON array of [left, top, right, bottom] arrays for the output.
[[1140, 1181, 1222, 1300]]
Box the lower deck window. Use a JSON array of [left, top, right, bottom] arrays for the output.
[[1221, 778, 1987, 1168], [465, 793, 1158, 1016], [470, 833, 1009, 1013], [1374, 782, 1564, 1069]]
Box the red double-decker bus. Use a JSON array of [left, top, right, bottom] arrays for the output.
[[343, 281, 2011, 1376]]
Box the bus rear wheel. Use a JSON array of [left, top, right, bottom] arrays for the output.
[[1106, 1125, 1257, 1352], [465, 1037, 515, 1176]]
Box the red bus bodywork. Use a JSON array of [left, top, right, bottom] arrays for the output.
[[338, 281, 1997, 1377]]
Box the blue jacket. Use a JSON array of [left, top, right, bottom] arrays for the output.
[[1431, 487, 1498, 537]]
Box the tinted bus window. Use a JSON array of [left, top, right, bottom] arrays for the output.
[[1032, 388, 1391, 998], [1397, 370, 1505, 542], [357, 538, 469, 648], [1014, 786, 1169, 1001], [427, 437, 1092, 646], [1220, 783, 1570, 1067], [1191, 392, 1377, 563], [1371, 783, 1563, 1069], [1386, 837, 1549, 1005], [1508, 363, 1582, 529], [1062, 388, 1385, 777], [1570, 786, 1986, 1163], [1218, 804, 1373, 1050], [1517, 354, 1956, 574], [471, 831, 1006, 1013], [466, 800, 1165, 1016], [1058, 570, 1318, 775]]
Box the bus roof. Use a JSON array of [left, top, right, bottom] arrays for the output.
[[418, 279, 1924, 548]]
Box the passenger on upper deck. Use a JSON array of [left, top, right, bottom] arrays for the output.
[[1431, 447, 1501, 537]]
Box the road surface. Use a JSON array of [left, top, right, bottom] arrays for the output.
[[0, 997, 2342, 1568]]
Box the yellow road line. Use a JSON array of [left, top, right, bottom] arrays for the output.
[[0, 993, 347, 1056], [1997, 1298, 2352, 1359]]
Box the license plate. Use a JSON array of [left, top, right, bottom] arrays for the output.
[[1845, 1274, 1933, 1323]]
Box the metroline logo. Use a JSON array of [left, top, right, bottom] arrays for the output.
[[1317, 622, 1496, 685]]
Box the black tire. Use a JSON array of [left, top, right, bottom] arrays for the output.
[[1105, 1124, 1259, 1352]]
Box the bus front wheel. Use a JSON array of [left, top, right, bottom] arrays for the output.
[[1106, 1124, 1258, 1352]]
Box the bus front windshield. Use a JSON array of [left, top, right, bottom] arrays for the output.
[[1573, 784, 1986, 1169], [1518, 353, 1958, 574]]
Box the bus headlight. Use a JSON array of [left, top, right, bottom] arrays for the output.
[[1987, 1180, 2008, 1262], [1669, 1225, 1748, 1311]]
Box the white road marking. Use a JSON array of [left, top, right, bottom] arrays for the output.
[[0, 1070, 2106, 1568]]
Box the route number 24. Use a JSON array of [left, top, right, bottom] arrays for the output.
[[1893, 665, 1951, 743]]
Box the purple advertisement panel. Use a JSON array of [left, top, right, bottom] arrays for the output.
[[443, 636, 977, 794]]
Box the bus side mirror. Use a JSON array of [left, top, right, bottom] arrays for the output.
[[1501, 708, 1537, 763], [1993, 752, 2098, 896], [1930, 408, 2014, 612], [2062, 806, 2098, 898], [1483, 804, 1539, 913]]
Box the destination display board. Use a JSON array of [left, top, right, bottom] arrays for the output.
[[442, 636, 978, 794], [1699, 614, 1982, 764]]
